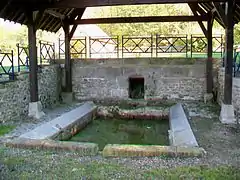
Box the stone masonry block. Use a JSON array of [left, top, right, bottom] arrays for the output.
[[102, 144, 176, 157]]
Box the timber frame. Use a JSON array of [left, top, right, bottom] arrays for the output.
[[0, 0, 237, 106]]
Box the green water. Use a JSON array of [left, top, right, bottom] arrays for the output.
[[69, 117, 169, 150]]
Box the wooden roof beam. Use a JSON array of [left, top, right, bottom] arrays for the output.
[[51, 0, 227, 9], [69, 15, 208, 25]]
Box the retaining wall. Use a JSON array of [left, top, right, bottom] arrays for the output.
[[71, 58, 207, 101], [0, 65, 61, 122]]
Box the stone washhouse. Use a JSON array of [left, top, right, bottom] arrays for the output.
[[0, 0, 239, 125]]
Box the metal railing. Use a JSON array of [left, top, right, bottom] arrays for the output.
[[90, 36, 119, 58], [190, 35, 223, 58], [0, 50, 14, 82], [122, 36, 153, 58], [156, 35, 188, 57], [16, 43, 29, 72], [39, 40, 55, 65], [59, 34, 224, 59], [70, 38, 87, 59]]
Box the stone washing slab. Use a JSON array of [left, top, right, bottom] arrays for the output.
[[6, 138, 98, 156], [19, 101, 96, 140], [102, 144, 205, 157], [169, 103, 198, 147]]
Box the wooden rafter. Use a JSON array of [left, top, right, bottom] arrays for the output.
[[35, 10, 45, 29], [188, 3, 207, 37], [212, 2, 227, 28], [69, 8, 86, 39], [45, 9, 65, 20], [0, 0, 12, 17]]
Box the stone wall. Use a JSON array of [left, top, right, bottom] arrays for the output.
[[0, 65, 61, 122], [72, 58, 207, 101], [217, 68, 240, 116]]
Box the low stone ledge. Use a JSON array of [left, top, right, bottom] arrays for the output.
[[176, 146, 206, 157], [102, 144, 176, 157], [97, 106, 169, 120], [102, 144, 206, 157], [5, 138, 99, 156]]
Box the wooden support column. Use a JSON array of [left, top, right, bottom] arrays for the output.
[[224, 0, 234, 104], [207, 13, 213, 94], [63, 23, 72, 92], [27, 11, 38, 102]]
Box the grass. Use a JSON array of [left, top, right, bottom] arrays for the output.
[[0, 66, 29, 74], [0, 147, 239, 180], [0, 125, 16, 136]]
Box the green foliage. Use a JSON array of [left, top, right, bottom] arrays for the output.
[[234, 23, 240, 45], [85, 5, 223, 37], [0, 23, 57, 54]]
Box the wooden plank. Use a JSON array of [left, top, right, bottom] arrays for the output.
[[224, 0, 234, 104], [69, 15, 208, 25]]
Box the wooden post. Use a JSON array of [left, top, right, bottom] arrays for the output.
[[207, 13, 213, 94], [63, 23, 72, 92], [224, 0, 234, 104], [27, 11, 38, 102]]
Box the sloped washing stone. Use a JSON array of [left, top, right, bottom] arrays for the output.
[[19, 101, 96, 140], [169, 103, 198, 147]]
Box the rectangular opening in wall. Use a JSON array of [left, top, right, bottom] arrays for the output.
[[129, 76, 144, 99]]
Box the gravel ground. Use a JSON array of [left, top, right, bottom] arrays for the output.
[[0, 101, 239, 179]]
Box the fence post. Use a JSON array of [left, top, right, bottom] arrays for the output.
[[59, 38, 61, 59], [122, 35, 124, 58], [39, 40, 42, 66], [85, 37, 87, 58], [151, 34, 153, 58], [156, 34, 158, 58], [16, 43, 20, 72], [190, 35, 193, 58], [117, 36, 119, 58], [185, 35, 188, 58], [53, 42, 55, 60], [10, 50, 14, 80]]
